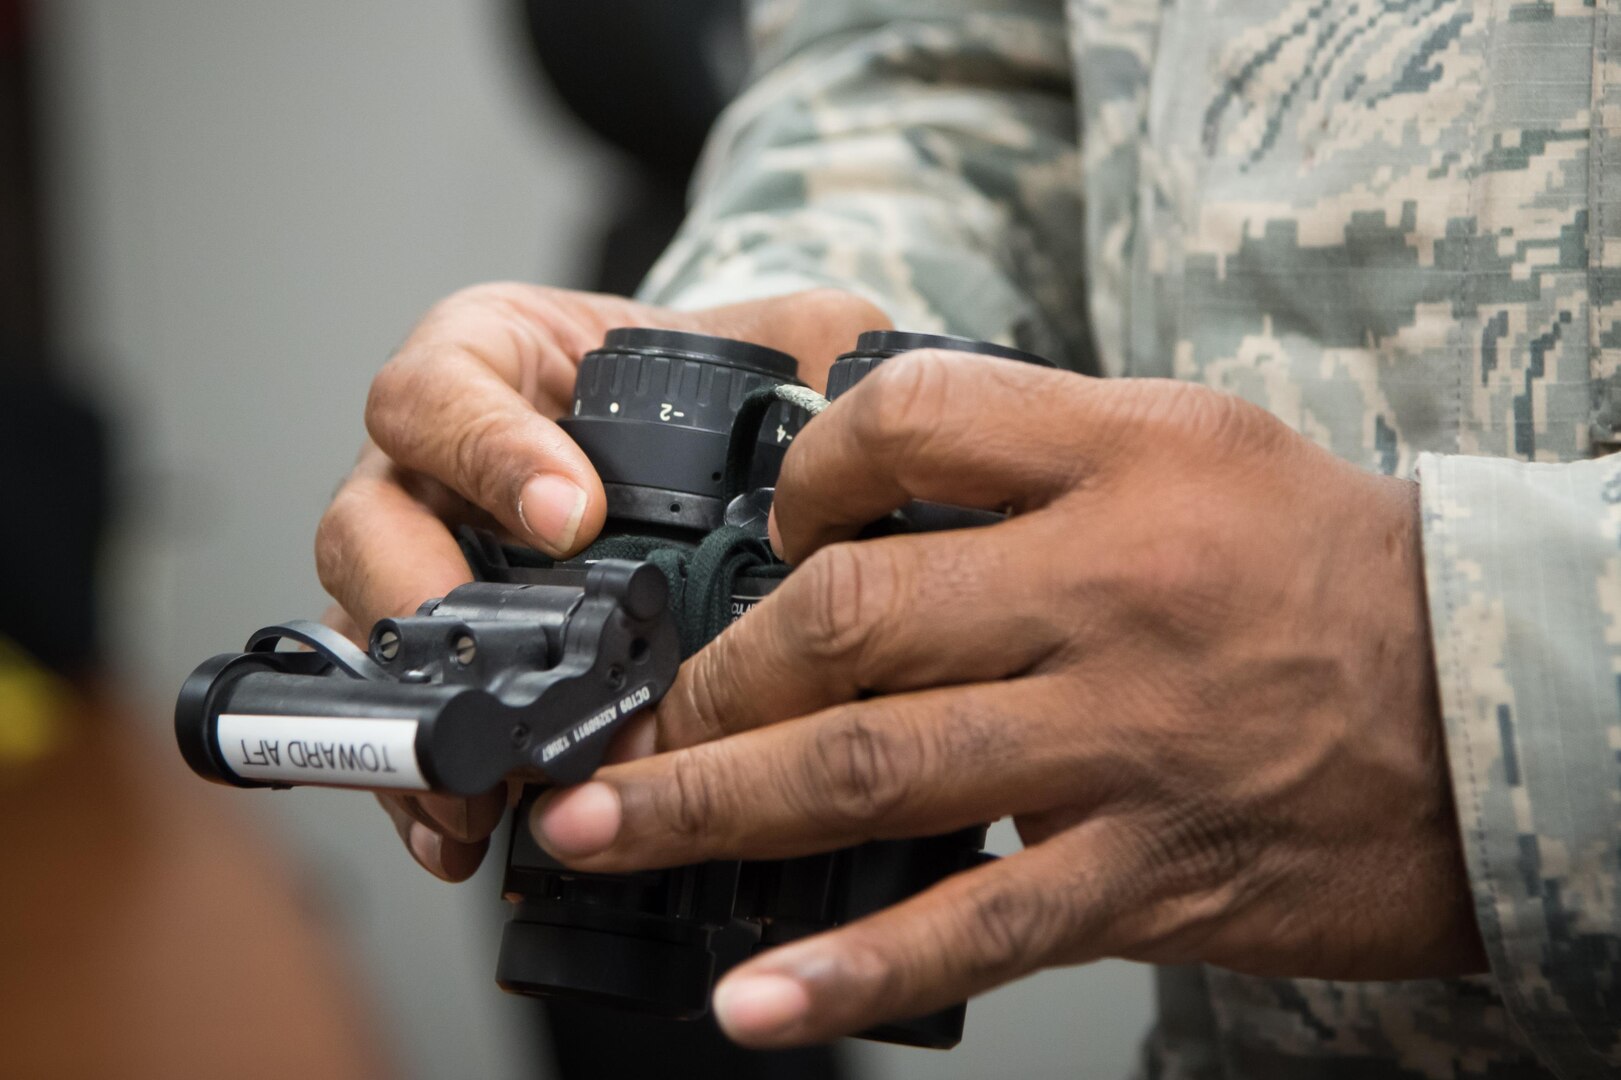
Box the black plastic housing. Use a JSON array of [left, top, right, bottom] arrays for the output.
[[173, 327, 1050, 1051], [826, 330, 1054, 398], [174, 562, 680, 796], [559, 328, 808, 533]]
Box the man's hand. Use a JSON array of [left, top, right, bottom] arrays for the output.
[[314, 283, 884, 881], [529, 352, 1486, 1044]]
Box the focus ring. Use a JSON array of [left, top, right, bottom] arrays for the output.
[[568, 347, 803, 434], [827, 331, 1054, 400], [557, 328, 810, 532]]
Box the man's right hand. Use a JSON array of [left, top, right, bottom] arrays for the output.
[[314, 282, 885, 881]]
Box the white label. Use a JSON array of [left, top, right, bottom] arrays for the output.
[[217, 714, 428, 791], [540, 683, 655, 765], [730, 593, 769, 623]]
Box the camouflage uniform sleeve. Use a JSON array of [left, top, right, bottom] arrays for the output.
[[1418, 451, 1621, 1075], [635, 0, 1093, 372]]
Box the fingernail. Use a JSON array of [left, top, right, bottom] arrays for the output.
[[408, 825, 486, 882], [714, 973, 810, 1043], [519, 474, 587, 553], [766, 507, 783, 558], [407, 824, 446, 877], [531, 781, 621, 857], [422, 794, 473, 842]]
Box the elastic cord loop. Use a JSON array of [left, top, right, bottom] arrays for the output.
[[722, 385, 829, 503]]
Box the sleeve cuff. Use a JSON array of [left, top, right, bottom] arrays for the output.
[[1417, 451, 1621, 1074]]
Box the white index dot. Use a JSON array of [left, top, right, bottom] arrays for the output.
[[609, 402, 620, 413]]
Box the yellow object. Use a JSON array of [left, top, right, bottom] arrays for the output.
[[0, 637, 74, 765]]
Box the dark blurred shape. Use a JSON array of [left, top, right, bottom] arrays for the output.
[[520, 0, 748, 296], [1, 11, 396, 1073], [0, 0, 48, 359], [518, 4, 851, 1076], [0, 0, 103, 677], [522, 0, 745, 183], [0, 360, 109, 677]]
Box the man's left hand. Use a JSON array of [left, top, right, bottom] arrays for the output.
[[530, 352, 1487, 1046]]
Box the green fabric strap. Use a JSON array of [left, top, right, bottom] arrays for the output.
[[542, 384, 819, 656], [581, 526, 786, 657]]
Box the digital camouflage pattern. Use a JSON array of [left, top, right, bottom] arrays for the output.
[[639, 0, 1621, 1076]]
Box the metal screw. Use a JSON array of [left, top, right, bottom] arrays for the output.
[[375, 629, 401, 661], [452, 633, 477, 666], [510, 724, 530, 748], [605, 664, 626, 692]]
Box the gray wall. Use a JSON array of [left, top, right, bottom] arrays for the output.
[[35, 3, 1152, 1078]]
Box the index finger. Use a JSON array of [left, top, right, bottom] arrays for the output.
[[315, 442, 475, 631], [711, 824, 1138, 1047], [772, 352, 1094, 563], [366, 287, 609, 557], [653, 515, 1076, 752]]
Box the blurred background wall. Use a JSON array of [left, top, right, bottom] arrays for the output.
[[21, 2, 1152, 1077]]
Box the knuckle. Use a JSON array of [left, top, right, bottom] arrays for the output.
[[1137, 800, 1254, 894], [1129, 531, 1228, 597], [808, 713, 912, 826], [959, 880, 1057, 978], [929, 700, 1000, 771], [1103, 381, 1272, 458], [1099, 796, 1260, 949], [835, 932, 909, 1009], [425, 283, 559, 387], [1084, 809, 1260, 961], [364, 350, 433, 452], [1105, 530, 1240, 642], [665, 648, 735, 747], [850, 350, 952, 459], [658, 748, 728, 847], [444, 406, 515, 509], [1178, 383, 1269, 448], [314, 482, 367, 598], [797, 542, 896, 666], [366, 341, 421, 417]]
